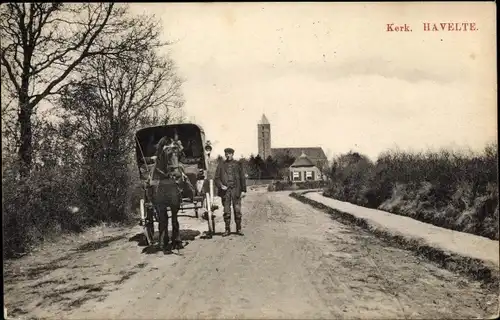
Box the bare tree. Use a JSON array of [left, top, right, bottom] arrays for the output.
[[60, 49, 184, 155], [1, 64, 18, 156], [0, 3, 165, 177], [55, 47, 183, 221]]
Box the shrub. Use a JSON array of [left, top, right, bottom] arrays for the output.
[[295, 180, 327, 190], [78, 158, 134, 224], [2, 166, 81, 257], [325, 144, 499, 240], [267, 180, 326, 192], [2, 147, 138, 258]]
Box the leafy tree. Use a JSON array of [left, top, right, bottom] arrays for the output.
[[239, 157, 249, 177], [253, 154, 265, 179], [247, 155, 258, 179], [274, 153, 295, 180], [264, 155, 279, 179]]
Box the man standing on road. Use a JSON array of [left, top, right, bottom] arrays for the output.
[[214, 147, 247, 236]]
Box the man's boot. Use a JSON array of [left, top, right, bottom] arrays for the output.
[[222, 221, 231, 237], [235, 220, 243, 236]]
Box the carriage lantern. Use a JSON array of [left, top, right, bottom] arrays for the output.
[[205, 141, 213, 158]]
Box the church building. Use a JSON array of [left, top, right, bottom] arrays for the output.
[[257, 114, 328, 181]]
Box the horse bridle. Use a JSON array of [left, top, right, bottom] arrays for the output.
[[155, 144, 197, 193], [136, 135, 196, 195]]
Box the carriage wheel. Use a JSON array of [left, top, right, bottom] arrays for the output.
[[140, 199, 154, 246], [209, 179, 216, 234], [206, 217, 212, 234], [145, 208, 154, 245], [144, 219, 154, 246], [205, 192, 214, 236]]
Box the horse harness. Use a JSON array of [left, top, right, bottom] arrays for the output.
[[150, 143, 196, 196]]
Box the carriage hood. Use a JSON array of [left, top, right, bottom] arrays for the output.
[[135, 123, 208, 170]]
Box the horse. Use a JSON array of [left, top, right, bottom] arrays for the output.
[[146, 136, 185, 253]]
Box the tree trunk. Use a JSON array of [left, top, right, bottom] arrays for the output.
[[18, 35, 34, 178], [18, 97, 33, 178]]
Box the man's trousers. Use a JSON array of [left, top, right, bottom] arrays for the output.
[[221, 187, 242, 226]]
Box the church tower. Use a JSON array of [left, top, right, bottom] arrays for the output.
[[257, 114, 271, 159]]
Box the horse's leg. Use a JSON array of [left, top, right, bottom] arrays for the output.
[[158, 205, 171, 252], [171, 204, 183, 250], [145, 206, 155, 245]]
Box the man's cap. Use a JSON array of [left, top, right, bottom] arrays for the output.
[[224, 147, 235, 154]]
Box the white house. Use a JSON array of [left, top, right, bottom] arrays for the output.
[[289, 151, 322, 182]]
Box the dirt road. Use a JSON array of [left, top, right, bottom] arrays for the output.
[[4, 189, 498, 319]]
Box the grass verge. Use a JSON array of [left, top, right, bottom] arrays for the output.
[[290, 191, 499, 291]]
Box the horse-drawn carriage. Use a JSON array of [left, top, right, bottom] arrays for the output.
[[135, 123, 218, 248]]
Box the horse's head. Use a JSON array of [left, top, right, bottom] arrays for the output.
[[154, 138, 183, 179]]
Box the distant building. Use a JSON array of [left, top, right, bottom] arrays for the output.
[[256, 113, 328, 172], [257, 114, 271, 159], [289, 151, 322, 182]]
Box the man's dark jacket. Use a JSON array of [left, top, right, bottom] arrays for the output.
[[214, 159, 247, 197]]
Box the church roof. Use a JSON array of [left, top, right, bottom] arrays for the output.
[[290, 151, 315, 167], [271, 147, 327, 162], [259, 114, 270, 125]]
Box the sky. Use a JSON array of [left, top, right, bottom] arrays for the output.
[[129, 2, 496, 160]]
